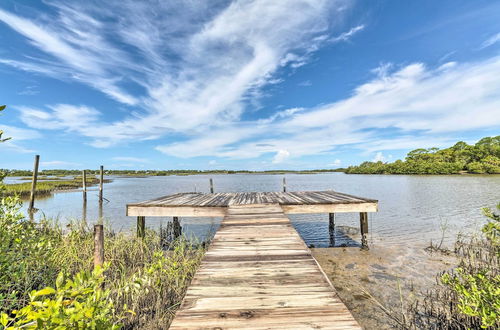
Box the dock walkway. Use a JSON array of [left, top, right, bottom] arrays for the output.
[[169, 203, 361, 329]]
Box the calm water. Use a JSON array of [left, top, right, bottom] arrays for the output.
[[8, 173, 500, 248]]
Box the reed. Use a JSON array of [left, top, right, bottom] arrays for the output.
[[2, 176, 111, 199], [0, 196, 205, 329]]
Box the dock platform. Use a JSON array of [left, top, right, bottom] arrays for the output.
[[127, 190, 377, 217]]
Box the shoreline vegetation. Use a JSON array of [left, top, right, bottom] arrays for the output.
[[3, 168, 346, 177], [0, 196, 205, 328], [346, 136, 500, 175], [2, 176, 112, 199]]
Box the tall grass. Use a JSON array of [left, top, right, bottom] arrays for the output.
[[2, 176, 111, 199], [0, 196, 205, 329]]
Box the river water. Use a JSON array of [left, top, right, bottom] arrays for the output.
[[8, 172, 499, 249]]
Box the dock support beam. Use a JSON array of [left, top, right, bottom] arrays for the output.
[[137, 216, 145, 238], [173, 216, 182, 239], [328, 213, 335, 247], [282, 177, 287, 192], [209, 178, 214, 193], [360, 212, 369, 249]]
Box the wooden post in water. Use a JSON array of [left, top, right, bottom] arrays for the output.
[[137, 216, 145, 238], [282, 177, 287, 192], [98, 166, 104, 224], [28, 155, 40, 220], [82, 170, 87, 202], [173, 216, 181, 239], [360, 212, 369, 249], [209, 178, 214, 193], [99, 166, 104, 203], [328, 213, 335, 247], [94, 224, 104, 268]]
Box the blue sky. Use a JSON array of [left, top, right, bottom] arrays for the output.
[[1, 0, 499, 170]]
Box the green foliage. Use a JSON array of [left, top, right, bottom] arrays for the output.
[[346, 136, 500, 174], [441, 269, 500, 328], [406, 203, 500, 329], [0, 105, 10, 144], [0, 196, 61, 312], [1, 265, 121, 329], [442, 203, 500, 328], [0, 194, 205, 328]]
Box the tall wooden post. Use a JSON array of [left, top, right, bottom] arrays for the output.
[[99, 166, 104, 203], [94, 224, 104, 268], [360, 212, 369, 249], [137, 216, 145, 238], [282, 177, 287, 192], [82, 170, 87, 202], [328, 213, 335, 247], [28, 154, 40, 220], [209, 178, 214, 193]]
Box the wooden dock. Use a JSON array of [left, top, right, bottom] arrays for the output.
[[169, 204, 361, 329], [127, 190, 377, 328]]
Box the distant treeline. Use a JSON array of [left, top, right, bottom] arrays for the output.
[[4, 168, 345, 177], [346, 136, 500, 175]]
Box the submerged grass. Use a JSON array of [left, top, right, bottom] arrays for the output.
[[365, 204, 500, 329], [0, 196, 205, 329], [2, 176, 111, 199]]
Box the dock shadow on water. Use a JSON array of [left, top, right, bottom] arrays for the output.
[[313, 242, 457, 329]]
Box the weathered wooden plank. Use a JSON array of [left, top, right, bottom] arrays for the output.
[[127, 191, 378, 216], [169, 204, 360, 329]]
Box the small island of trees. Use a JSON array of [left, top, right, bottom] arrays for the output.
[[346, 136, 500, 175]]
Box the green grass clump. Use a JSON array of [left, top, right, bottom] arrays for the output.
[[0, 196, 205, 329], [2, 176, 111, 199]]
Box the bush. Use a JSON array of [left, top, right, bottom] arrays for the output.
[[406, 203, 500, 329], [0, 195, 205, 329], [1, 265, 121, 329]]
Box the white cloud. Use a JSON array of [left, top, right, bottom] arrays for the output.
[[272, 150, 290, 164], [372, 152, 385, 162], [112, 157, 150, 163], [331, 159, 341, 166], [2, 0, 350, 147], [480, 32, 500, 49], [330, 24, 365, 43], [156, 56, 500, 161]]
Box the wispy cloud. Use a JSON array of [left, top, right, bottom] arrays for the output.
[[480, 32, 500, 49], [2, 0, 350, 147], [112, 157, 150, 163], [330, 24, 365, 43], [155, 56, 500, 161]]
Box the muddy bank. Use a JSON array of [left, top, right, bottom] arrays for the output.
[[312, 244, 456, 329]]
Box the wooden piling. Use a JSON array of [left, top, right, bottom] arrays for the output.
[[82, 170, 87, 202], [94, 224, 104, 268], [282, 177, 287, 192], [28, 154, 40, 219], [99, 165, 104, 203], [328, 213, 335, 247], [173, 216, 182, 239], [360, 212, 369, 249], [137, 216, 145, 238], [209, 178, 214, 193]]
